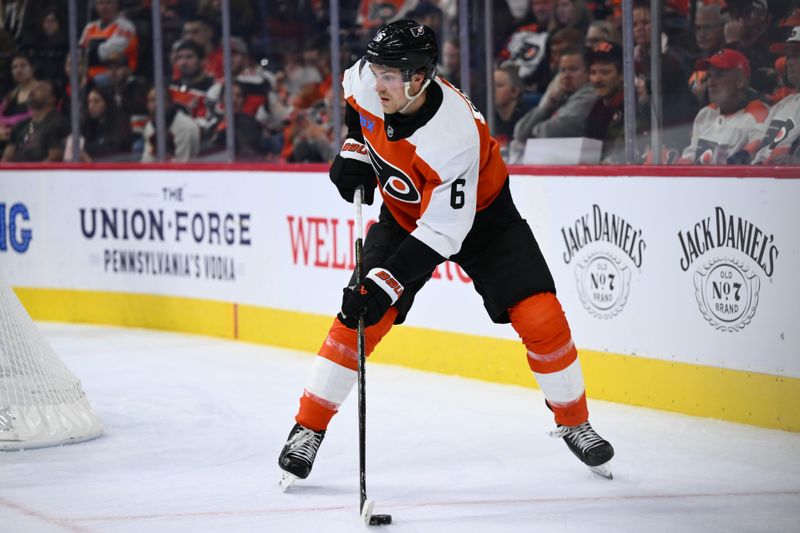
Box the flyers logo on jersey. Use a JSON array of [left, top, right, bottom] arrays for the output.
[[767, 118, 795, 149], [364, 140, 421, 204]]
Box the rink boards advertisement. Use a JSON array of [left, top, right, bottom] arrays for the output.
[[1, 167, 798, 428]]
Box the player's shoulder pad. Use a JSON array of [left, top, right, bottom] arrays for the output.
[[745, 100, 770, 123]]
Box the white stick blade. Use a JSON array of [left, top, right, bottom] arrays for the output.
[[360, 499, 375, 525]]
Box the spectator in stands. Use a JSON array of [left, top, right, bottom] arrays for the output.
[[206, 81, 264, 160], [584, 20, 621, 48], [107, 56, 149, 150], [60, 52, 94, 124], [512, 45, 596, 158], [179, 18, 223, 80], [1, 0, 45, 51], [65, 85, 133, 162], [688, 1, 729, 107], [526, 0, 557, 28], [291, 37, 332, 111], [124, 0, 184, 82], [169, 40, 215, 128], [695, 1, 728, 55], [356, 0, 417, 33], [548, 27, 584, 83], [141, 87, 200, 163], [32, 8, 68, 91], [2, 80, 69, 162], [678, 49, 769, 164], [632, 0, 695, 154], [584, 41, 648, 163], [80, 0, 139, 83], [492, 65, 532, 159], [0, 28, 14, 97], [206, 37, 273, 119], [196, 0, 256, 41], [551, 0, 593, 35], [407, 1, 446, 49], [500, 7, 553, 95], [438, 37, 461, 84], [0, 54, 36, 149], [751, 26, 800, 165], [723, 0, 779, 95], [284, 106, 333, 163]]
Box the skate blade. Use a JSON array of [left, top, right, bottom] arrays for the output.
[[589, 461, 613, 480], [279, 471, 299, 492], [360, 499, 375, 525]]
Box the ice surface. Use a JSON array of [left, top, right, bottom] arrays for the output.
[[1, 323, 798, 532]]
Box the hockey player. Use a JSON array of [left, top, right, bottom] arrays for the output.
[[278, 20, 615, 489]]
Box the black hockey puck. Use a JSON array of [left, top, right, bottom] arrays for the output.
[[369, 514, 392, 525]]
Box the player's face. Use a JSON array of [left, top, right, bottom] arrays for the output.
[[786, 46, 800, 88], [370, 64, 421, 114], [589, 61, 622, 100], [559, 53, 588, 94]]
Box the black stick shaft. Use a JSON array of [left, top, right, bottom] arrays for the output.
[[355, 188, 367, 513]]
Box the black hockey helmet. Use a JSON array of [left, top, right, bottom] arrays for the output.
[[365, 20, 438, 82]]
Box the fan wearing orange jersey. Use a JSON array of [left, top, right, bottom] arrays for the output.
[[278, 20, 615, 489], [79, 0, 139, 82]]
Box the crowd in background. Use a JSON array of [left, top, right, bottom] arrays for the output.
[[0, 0, 797, 165]]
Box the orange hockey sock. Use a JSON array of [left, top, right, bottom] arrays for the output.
[[509, 293, 589, 426], [295, 309, 398, 431]]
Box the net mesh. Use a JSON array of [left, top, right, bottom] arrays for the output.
[[0, 274, 102, 450]]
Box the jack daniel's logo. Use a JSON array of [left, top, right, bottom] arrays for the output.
[[678, 207, 778, 332], [561, 205, 646, 319]]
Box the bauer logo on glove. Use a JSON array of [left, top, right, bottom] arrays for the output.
[[338, 268, 404, 328], [329, 138, 377, 205]]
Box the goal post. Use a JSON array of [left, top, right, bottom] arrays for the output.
[[0, 274, 103, 450]]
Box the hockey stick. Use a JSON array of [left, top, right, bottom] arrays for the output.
[[354, 186, 392, 527]]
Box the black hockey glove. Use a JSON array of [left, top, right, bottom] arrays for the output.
[[337, 268, 404, 328], [329, 138, 376, 205]]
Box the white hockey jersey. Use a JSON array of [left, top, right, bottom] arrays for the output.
[[342, 60, 507, 259], [752, 92, 800, 164], [680, 100, 769, 164]]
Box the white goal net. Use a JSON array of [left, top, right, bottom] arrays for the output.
[[0, 274, 103, 450]]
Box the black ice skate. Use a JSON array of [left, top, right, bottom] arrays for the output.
[[278, 423, 326, 491], [551, 421, 615, 479]]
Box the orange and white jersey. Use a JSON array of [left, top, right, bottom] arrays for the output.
[[680, 99, 769, 164], [343, 60, 507, 259], [80, 16, 139, 79], [752, 92, 800, 164]]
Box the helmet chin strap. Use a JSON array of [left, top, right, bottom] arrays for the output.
[[398, 78, 431, 114]]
